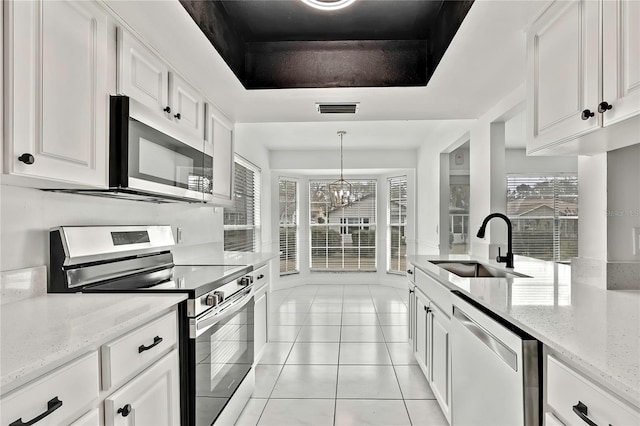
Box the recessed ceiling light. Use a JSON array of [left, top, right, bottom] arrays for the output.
[[300, 0, 357, 11]]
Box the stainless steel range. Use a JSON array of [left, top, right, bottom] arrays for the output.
[[49, 225, 256, 426]]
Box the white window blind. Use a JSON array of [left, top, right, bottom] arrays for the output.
[[506, 175, 578, 262], [279, 179, 298, 275], [388, 175, 407, 274], [224, 157, 260, 252], [309, 179, 376, 271]]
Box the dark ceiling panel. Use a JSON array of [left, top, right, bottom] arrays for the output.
[[179, 0, 473, 89], [218, 0, 442, 42]]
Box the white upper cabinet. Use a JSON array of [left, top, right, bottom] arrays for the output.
[[4, 0, 110, 187], [117, 28, 169, 116], [527, 0, 640, 155], [602, 0, 640, 126], [117, 29, 205, 144], [205, 103, 234, 204]]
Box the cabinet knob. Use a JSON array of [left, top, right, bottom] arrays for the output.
[[580, 109, 595, 120], [117, 404, 132, 417], [174, 113, 181, 120], [163, 106, 171, 113], [257, 274, 264, 280], [598, 101, 613, 113], [18, 153, 35, 165], [407, 269, 413, 275]]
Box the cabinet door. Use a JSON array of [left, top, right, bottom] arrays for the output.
[[170, 72, 205, 139], [429, 305, 451, 421], [414, 291, 430, 376], [407, 284, 415, 348], [70, 407, 102, 426], [104, 350, 180, 426], [527, 0, 601, 153], [206, 104, 234, 202], [117, 28, 170, 118], [254, 290, 268, 361], [602, 0, 640, 126], [6, 0, 109, 186]]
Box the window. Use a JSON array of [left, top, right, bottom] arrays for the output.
[[224, 157, 260, 251], [279, 179, 298, 275], [388, 176, 407, 273], [309, 179, 376, 271], [506, 175, 578, 262]]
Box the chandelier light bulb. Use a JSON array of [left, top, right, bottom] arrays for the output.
[[300, 0, 357, 11]]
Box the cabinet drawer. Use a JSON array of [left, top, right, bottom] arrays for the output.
[[415, 268, 452, 316], [102, 311, 177, 390], [407, 265, 415, 283], [70, 407, 101, 425], [252, 265, 269, 291], [1, 351, 99, 426], [547, 355, 640, 425]]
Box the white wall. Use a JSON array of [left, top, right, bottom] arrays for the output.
[[577, 154, 609, 261], [0, 182, 222, 271], [506, 149, 578, 174]]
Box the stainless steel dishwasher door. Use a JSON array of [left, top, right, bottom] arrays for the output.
[[451, 293, 539, 426]]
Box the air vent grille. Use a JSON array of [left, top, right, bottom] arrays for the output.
[[316, 103, 360, 114]]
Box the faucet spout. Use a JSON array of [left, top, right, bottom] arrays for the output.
[[476, 213, 514, 269]]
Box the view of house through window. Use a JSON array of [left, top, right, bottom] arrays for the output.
[[310, 179, 376, 271], [224, 157, 260, 252], [506, 175, 578, 262], [388, 176, 407, 273], [279, 179, 298, 275]]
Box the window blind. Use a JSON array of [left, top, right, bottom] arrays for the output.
[[506, 175, 578, 262], [224, 157, 260, 252], [279, 179, 298, 275], [388, 175, 407, 273], [309, 179, 376, 271]]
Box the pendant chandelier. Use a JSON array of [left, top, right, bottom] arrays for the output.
[[300, 0, 357, 11], [329, 131, 352, 206]]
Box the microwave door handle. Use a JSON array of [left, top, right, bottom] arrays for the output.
[[191, 287, 255, 338]]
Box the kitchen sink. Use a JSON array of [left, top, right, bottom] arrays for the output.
[[429, 261, 530, 278]]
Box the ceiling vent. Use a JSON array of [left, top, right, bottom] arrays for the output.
[[316, 103, 360, 114]]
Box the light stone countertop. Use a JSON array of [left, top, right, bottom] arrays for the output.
[[0, 292, 187, 395], [407, 254, 640, 409], [172, 245, 279, 268]]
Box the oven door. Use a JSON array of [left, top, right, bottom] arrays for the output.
[[110, 96, 213, 202], [190, 290, 254, 426]]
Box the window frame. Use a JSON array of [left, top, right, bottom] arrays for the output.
[[279, 177, 299, 275], [387, 175, 408, 275], [223, 155, 261, 252]]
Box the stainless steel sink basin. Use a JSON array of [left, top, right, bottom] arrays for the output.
[[429, 261, 530, 278]]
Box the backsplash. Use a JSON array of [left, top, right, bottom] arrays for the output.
[[0, 184, 223, 272], [0, 266, 47, 304]]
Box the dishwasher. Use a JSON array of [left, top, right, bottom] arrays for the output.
[[451, 291, 540, 426]]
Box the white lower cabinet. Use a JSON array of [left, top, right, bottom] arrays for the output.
[[104, 349, 181, 426], [429, 304, 451, 420], [70, 407, 102, 425], [414, 289, 430, 373], [253, 265, 270, 362], [546, 354, 640, 426]]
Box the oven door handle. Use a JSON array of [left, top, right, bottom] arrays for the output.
[[190, 286, 255, 338]]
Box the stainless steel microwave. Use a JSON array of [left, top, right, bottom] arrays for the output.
[[105, 95, 213, 203]]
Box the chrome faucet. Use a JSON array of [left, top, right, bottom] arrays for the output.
[[476, 213, 514, 269]]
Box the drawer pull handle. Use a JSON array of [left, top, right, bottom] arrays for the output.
[[117, 404, 132, 417], [572, 401, 598, 426], [257, 274, 264, 280], [138, 336, 163, 353], [9, 396, 63, 425]]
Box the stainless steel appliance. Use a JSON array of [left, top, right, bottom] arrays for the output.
[[451, 291, 540, 426], [49, 96, 214, 203], [49, 225, 255, 426]]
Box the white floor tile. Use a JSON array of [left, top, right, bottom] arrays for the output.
[[286, 342, 340, 365], [377, 313, 409, 326], [254, 365, 283, 398], [381, 325, 409, 342], [272, 301, 312, 313], [394, 366, 435, 399], [373, 300, 408, 313], [313, 295, 344, 304], [270, 312, 308, 326], [405, 400, 448, 425], [271, 365, 338, 398], [340, 325, 385, 342], [268, 325, 301, 342], [342, 295, 373, 303], [309, 304, 343, 313], [341, 313, 379, 326], [334, 399, 411, 426], [337, 365, 402, 399], [235, 398, 268, 426], [297, 325, 342, 342], [305, 313, 343, 326], [258, 399, 334, 426], [315, 285, 345, 295], [386, 343, 418, 365], [342, 303, 376, 313], [258, 342, 294, 365], [339, 342, 392, 365]]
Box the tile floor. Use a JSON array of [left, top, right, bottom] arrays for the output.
[[234, 285, 448, 426]]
